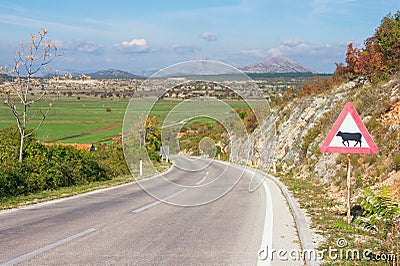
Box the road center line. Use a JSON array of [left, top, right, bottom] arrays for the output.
[[195, 170, 209, 185], [131, 189, 187, 213], [1, 228, 96, 266]]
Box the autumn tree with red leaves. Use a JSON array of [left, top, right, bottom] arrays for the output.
[[337, 11, 400, 82]]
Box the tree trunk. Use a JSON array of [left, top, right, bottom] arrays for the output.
[[19, 97, 27, 163], [19, 134, 24, 163]]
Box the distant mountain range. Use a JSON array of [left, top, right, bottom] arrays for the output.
[[86, 69, 142, 79], [1, 57, 314, 80], [84, 57, 313, 78], [238, 57, 314, 73], [0, 73, 11, 81]]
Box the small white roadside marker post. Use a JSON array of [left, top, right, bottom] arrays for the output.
[[273, 159, 276, 174], [139, 159, 143, 177]]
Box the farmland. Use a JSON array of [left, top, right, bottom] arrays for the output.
[[0, 74, 315, 144], [0, 96, 128, 144], [0, 96, 260, 144]]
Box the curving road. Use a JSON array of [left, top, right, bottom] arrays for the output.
[[0, 157, 302, 265]]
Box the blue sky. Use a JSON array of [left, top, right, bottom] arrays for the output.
[[0, 0, 399, 74]]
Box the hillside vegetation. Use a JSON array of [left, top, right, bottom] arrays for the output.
[[264, 12, 400, 264], [0, 127, 128, 204]]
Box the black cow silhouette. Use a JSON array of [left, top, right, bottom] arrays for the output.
[[336, 131, 362, 147]]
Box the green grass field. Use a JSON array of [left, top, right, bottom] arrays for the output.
[[0, 96, 129, 144], [0, 96, 265, 144]]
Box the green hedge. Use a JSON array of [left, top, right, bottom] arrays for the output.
[[0, 127, 128, 197]]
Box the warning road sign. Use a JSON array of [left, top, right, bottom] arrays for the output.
[[320, 102, 379, 154], [221, 146, 227, 153]]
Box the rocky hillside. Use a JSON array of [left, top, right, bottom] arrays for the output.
[[229, 75, 400, 261], [238, 57, 313, 73], [279, 77, 398, 198], [233, 11, 400, 261], [232, 75, 400, 202]]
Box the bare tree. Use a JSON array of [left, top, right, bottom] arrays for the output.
[[0, 29, 60, 162]]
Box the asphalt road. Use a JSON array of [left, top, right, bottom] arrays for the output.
[[0, 157, 302, 265]]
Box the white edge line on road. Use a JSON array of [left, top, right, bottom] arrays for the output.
[[264, 173, 320, 266], [195, 170, 209, 185], [131, 188, 187, 213], [209, 160, 274, 265], [1, 228, 96, 266], [213, 159, 317, 265], [257, 179, 273, 266]]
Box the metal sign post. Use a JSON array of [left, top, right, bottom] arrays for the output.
[[346, 154, 351, 224]]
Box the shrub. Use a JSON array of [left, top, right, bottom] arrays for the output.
[[0, 127, 113, 197], [356, 186, 400, 253], [393, 153, 400, 171], [95, 141, 129, 177], [0, 161, 27, 196]]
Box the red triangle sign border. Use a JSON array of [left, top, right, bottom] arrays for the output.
[[320, 102, 379, 154]]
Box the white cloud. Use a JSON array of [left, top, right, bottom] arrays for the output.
[[115, 38, 150, 53], [264, 39, 350, 72], [200, 32, 218, 42], [310, 0, 356, 15], [281, 39, 304, 47], [239, 49, 268, 58], [0, 14, 107, 36], [172, 44, 199, 55], [237, 39, 339, 59], [267, 39, 334, 57], [53, 39, 103, 55], [223, 39, 349, 72], [84, 18, 113, 26]]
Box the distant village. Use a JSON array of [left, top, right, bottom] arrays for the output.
[[0, 74, 314, 100]]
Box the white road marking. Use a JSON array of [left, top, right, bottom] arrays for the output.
[[1, 228, 96, 266], [214, 161, 274, 265], [131, 189, 187, 213], [195, 170, 209, 185], [257, 180, 273, 266]]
